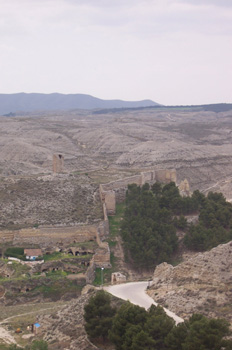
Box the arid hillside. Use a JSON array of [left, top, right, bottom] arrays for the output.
[[148, 241, 232, 323], [1, 106, 232, 226], [0, 173, 102, 229]]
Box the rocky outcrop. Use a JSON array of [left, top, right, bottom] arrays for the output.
[[148, 241, 232, 323], [179, 178, 191, 196], [41, 292, 98, 350]]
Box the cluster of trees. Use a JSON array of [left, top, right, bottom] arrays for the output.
[[120, 183, 179, 268], [120, 182, 232, 268], [4, 247, 25, 260], [84, 291, 232, 350], [184, 191, 232, 250]]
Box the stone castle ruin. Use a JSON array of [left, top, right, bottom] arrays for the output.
[[0, 167, 189, 283], [100, 169, 177, 215], [53, 154, 64, 173]]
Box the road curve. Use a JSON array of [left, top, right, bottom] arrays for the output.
[[104, 281, 184, 324]]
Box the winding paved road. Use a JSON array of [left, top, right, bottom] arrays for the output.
[[104, 281, 183, 324]]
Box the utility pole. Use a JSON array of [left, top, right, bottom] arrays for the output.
[[101, 267, 104, 288]]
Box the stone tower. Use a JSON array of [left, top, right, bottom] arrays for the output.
[[53, 154, 64, 173]]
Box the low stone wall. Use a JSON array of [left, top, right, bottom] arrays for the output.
[[0, 225, 97, 248], [97, 219, 109, 242], [94, 247, 111, 268]]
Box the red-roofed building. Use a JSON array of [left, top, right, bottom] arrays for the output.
[[24, 249, 42, 260]]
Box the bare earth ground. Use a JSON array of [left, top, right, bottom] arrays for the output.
[[1, 109, 232, 188], [1, 107, 232, 226], [0, 301, 66, 347]]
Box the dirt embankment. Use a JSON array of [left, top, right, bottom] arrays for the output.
[[148, 241, 232, 324]]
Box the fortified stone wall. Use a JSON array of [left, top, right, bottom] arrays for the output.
[[93, 245, 111, 268], [0, 225, 98, 248], [97, 219, 109, 241], [0, 223, 111, 269], [155, 169, 177, 183], [100, 169, 177, 215], [101, 191, 116, 215], [114, 187, 129, 203]]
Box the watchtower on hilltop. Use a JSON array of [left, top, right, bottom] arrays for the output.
[[53, 154, 64, 173]]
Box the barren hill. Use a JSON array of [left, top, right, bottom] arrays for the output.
[[1, 106, 232, 226], [148, 241, 232, 323], [0, 174, 102, 229]]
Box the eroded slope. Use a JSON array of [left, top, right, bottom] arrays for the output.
[[148, 241, 232, 323]]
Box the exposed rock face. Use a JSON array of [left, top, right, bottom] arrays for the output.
[[179, 178, 191, 196], [148, 241, 232, 323]]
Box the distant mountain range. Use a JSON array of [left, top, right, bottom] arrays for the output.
[[0, 93, 159, 115]]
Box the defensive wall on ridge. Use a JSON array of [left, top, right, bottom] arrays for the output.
[[100, 169, 177, 215], [0, 168, 178, 277], [0, 221, 109, 249]]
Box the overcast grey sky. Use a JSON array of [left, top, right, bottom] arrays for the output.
[[0, 0, 231, 105]]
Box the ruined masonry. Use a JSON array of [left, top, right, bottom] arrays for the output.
[[100, 169, 177, 215], [53, 153, 64, 173]]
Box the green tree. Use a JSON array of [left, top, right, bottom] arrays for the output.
[[145, 305, 175, 350], [166, 314, 232, 350], [151, 182, 162, 196], [121, 183, 178, 268], [84, 290, 116, 342], [30, 340, 48, 350], [131, 330, 156, 350], [109, 302, 148, 350]]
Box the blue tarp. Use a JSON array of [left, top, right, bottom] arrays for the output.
[[34, 323, 41, 328]]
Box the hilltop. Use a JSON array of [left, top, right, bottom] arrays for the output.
[[0, 93, 158, 115]]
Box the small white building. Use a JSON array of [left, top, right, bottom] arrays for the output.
[[24, 249, 43, 261]]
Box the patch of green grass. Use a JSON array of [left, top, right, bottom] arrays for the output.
[[0, 343, 11, 350], [108, 203, 125, 237], [108, 240, 117, 247], [43, 252, 92, 262], [43, 252, 63, 261], [45, 270, 69, 277], [170, 257, 183, 267], [31, 279, 83, 300], [11, 262, 31, 277], [93, 253, 119, 286], [93, 268, 102, 286]]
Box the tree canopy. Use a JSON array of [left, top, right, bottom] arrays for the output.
[[84, 290, 116, 341], [84, 293, 232, 350], [120, 183, 232, 268]]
